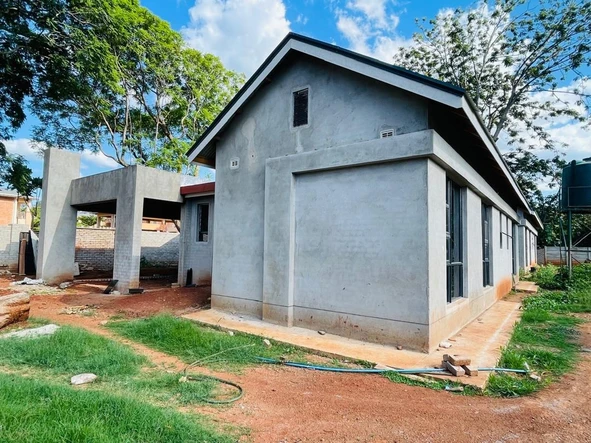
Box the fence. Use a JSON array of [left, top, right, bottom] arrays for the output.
[[537, 246, 591, 266]]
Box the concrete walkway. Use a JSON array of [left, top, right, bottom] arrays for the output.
[[183, 298, 522, 388], [515, 281, 539, 293]]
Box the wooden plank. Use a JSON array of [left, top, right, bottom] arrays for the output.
[[103, 280, 118, 294], [0, 293, 30, 329]]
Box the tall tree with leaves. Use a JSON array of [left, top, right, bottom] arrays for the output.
[[393, 0, 591, 204], [1, 0, 242, 174]]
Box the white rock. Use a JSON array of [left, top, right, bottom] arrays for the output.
[[99, 320, 108, 326], [71, 373, 97, 385], [439, 341, 453, 349], [227, 331, 234, 336], [0, 324, 60, 339], [263, 339, 272, 347], [10, 277, 44, 286], [318, 330, 326, 335], [59, 282, 72, 289], [111, 291, 120, 295]]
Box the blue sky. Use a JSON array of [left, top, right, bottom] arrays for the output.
[[4, 0, 589, 184]]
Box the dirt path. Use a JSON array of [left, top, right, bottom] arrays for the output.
[[21, 282, 591, 442]]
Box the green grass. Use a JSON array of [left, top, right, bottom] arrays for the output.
[[0, 325, 146, 377], [0, 373, 231, 443], [107, 314, 306, 369], [382, 372, 481, 395], [486, 298, 583, 397], [109, 372, 222, 406]]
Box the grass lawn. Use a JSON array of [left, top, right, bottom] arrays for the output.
[[0, 324, 239, 441], [107, 313, 307, 369], [487, 264, 591, 397], [0, 325, 146, 377], [0, 373, 231, 443]]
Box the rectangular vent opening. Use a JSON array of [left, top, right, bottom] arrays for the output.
[[380, 129, 394, 138], [293, 88, 309, 127]]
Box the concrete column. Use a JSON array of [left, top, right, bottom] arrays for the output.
[[113, 166, 144, 293], [37, 149, 81, 284], [516, 210, 526, 271], [177, 201, 189, 286]]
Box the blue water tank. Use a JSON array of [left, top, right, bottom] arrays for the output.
[[561, 158, 591, 212]]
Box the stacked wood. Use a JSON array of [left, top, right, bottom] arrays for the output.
[[0, 293, 30, 330]]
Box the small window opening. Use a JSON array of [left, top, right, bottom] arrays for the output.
[[197, 204, 209, 242], [380, 129, 394, 138], [293, 88, 309, 127]]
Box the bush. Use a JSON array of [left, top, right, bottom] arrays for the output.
[[532, 264, 565, 290]]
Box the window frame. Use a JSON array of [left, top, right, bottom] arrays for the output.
[[196, 203, 210, 243], [446, 178, 464, 302], [482, 204, 492, 287], [291, 87, 310, 128]]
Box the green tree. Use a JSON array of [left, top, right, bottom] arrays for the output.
[[393, 0, 591, 203], [77, 214, 98, 227], [1, 0, 242, 174]]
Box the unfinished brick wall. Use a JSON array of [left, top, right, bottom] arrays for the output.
[[75, 228, 179, 271]]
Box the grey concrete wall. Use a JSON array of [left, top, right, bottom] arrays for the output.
[[292, 161, 429, 348], [178, 196, 214, 286], [207, 54, 537, 351], [0, 224, 30, 271], [212, 56, 429, 315], [37, 149, 81, 284]]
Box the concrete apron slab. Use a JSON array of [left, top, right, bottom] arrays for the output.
[[182, 298, 522, 389]]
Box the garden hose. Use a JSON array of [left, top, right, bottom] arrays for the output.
[[181, 372, 244, 405], [256, 357, 529, 374], [180, 344, 254, 404]]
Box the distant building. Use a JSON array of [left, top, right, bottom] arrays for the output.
[[0, 190, 33, 227]]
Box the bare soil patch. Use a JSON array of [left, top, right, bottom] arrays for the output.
[[11, 277, 591, 442]]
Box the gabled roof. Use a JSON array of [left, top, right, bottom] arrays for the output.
[[187, 33, 541, 228]]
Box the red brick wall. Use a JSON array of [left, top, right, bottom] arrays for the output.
[[0, 197, 15, 225]]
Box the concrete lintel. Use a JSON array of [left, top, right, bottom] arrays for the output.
[[71, 164, 183, 207], [431, 132, 519, 221]]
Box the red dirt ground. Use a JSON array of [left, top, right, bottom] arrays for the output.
[[5, 277, 591, 442]]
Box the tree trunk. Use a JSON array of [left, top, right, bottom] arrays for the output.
[[0, 293, 30, 329]]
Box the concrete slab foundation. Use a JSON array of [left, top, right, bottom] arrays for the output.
[[183, 296, 522, 389]]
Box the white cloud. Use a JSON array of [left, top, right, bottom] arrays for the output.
[[2, 139, 43, 162], [80, 151, 120, 170], [182, 0, 291, 76], [334, 1, 411, 62], [346, 0, 388, 27], [2, 138, 119, 171]]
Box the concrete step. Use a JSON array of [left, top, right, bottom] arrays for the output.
[[515, 281, 539, 293]]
